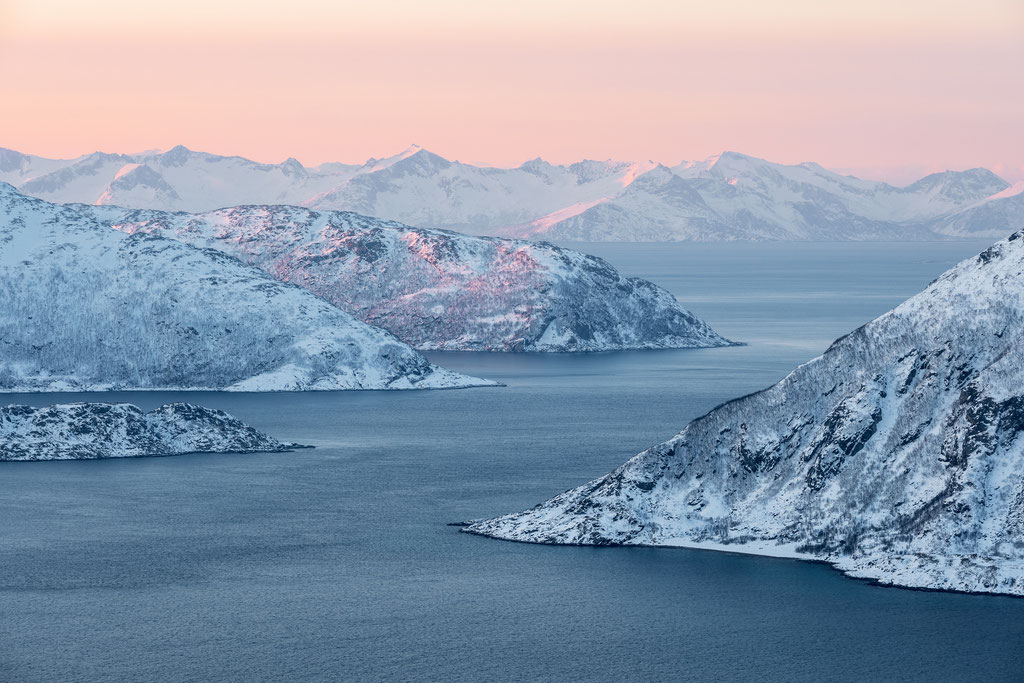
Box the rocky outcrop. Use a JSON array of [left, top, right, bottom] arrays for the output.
[[0, 402, 304, 461]]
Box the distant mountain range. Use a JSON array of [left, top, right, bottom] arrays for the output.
[[2, 145, 1020, 241]]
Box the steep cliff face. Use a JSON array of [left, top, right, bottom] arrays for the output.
[[0, 184, 489, 391], [0, 402, 301, 460], [101, 204, 731, 352], [467, 232, 1024, 595]]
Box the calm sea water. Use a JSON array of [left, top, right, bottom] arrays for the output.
[[3, 241, 1022, 682]]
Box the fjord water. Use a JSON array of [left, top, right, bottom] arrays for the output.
[[3, 241, 1022, 682]]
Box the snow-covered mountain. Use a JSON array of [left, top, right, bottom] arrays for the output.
[[532, 153, 1010, 241], [6, 145, 1016, 240], [94, 204, 731, 352], [0, 144, 643, 226], [0, 183, 488, 391], [930, 185, 1024, 238], [466, 231, 1024, 596], [518, 164, 739, 241], [305, 149, 653, 233], [0, 402, 301, 461], [1, 146, 360, 211]]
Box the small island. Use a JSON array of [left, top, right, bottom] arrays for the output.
[[0, 402, 308, 461]]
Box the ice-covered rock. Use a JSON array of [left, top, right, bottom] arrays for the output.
[[467, 231, 1024, 595]]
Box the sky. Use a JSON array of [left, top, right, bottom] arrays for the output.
[[1, 0, 1022, 182]]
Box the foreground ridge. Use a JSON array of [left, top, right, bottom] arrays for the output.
[[467, 231, 1024, 596]]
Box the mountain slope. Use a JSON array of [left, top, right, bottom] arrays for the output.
[[0, 402, 301, 460], [520, 165, 738, 241], [0, 184, 488, 391], [18, 152, 135, 205], [931, 187, 1024, 238], [96, 204, 732, 352], [467, 231, 1024, 595]]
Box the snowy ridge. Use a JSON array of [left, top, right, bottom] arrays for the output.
[[0, 183, 491, 391], [2, 145, 1020, 241], [466, 231, 1024, 595], [0, 402, 301, 461], [95, 204, 731, 352]]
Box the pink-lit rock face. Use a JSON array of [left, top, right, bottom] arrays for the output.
[[99, 204, 732, 352], [0, 183, 491, 391]]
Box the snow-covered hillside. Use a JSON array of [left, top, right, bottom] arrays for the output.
[[5, 145, 1017, 240], [0, 402, 300, 460], [466, 231, 1024, 595], [0, 183, 488, 391], [95, 204, 731, 352]]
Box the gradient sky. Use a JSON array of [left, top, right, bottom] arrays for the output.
[[1, 0, 1022, 182]]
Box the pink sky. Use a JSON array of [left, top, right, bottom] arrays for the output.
[[1, 0, 1022, 182]]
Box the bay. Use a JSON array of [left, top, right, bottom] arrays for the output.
[[2, 240, 1021, 682]]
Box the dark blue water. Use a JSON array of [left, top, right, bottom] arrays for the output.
[[3, 241, 1022, 682]]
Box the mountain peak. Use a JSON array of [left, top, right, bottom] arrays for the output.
[[906, 167, 1010, 201], [361, 144, 437, 173], [159, 144, 194, 166], [385, 147, 451, 175], [281, 157, 306, 176], [711, 150, 769, 167], [518, 157, 557, 177]]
